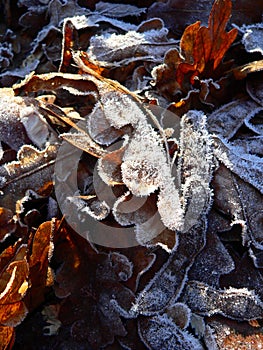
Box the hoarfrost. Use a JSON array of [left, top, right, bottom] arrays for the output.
[[182, 281, 263, 320], [138, 314, 204, 350], [213, 136, 263, 194], [207, 99, 258, 140], [241, 23, 263, 55], [88, 27, 176, 66]]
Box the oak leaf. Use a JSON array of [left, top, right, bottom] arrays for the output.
[[153, 0, 238, 97]]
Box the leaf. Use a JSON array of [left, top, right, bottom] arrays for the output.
[[87, 23, 177, 68], [182, 280, 263, 321], [153, 0, 238, 96], [123, 218, 207, 316], [0, 325, 15, 350], [241, 23, 263, 55], [213, 135, 263, 194], [25, 220, 54, 310], [53, 222, 135, 349], [138, 314, 204, 350], [0, 144, 58, 211], [95, 2, 146, 18], [0, 93, 51, 151], [207, 99, 259, 140], [13, 72, 99, 97], [0, 207, 16, 242], [188, 231, 235, 287], [0, 245, 29, 327], [194, 0, 238, 72]]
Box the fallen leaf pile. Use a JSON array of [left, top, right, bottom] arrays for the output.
[[0, 0, 263, 349]]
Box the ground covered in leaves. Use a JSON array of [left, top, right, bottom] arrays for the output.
[[0, 0, 263, 349]]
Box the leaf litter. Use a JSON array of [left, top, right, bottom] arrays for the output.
[[0, 0, 263, 349]]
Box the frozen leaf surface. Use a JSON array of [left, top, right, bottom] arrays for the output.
[[138, 314, 204, 350], [95, 2, 146, 18], [207, 99, 259, 140], [0, 144, 58, 211], [213, 136, 263, 194], [183, 281, 263, 321], [241, 23, 263, 55], [88, 26, 177, 67]]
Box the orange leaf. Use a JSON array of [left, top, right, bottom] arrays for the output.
[[194, 0, 238, 72], [26, 221, 54, 310], [0, 325, 15, 350], [175, 0, 237, 90], [0, 250, 29, 327]]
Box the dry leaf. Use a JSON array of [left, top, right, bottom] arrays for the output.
[[0, 325, 15, 350], [25, 221, 54, 310], [0, 245, 29, 327], [152, 0, 238, 98], [0, 207, 16, 242], [0, 144, 58, 211]]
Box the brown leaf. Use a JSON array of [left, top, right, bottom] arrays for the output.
[[0, 144, 58, 211], [52, 221, 135, 349], [0, 207, 16, 242], [25, 221, 54, 310], [13, 72, 99, 98]]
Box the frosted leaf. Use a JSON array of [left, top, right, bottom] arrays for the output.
[[241, 23, 263, 55], [99, 92, 184, 232], [0, 144, 58, 211], [179, 111, 214, 232], [101, 92, 146, 128], [108, 252, 133, 282], [98, 145, 127, 186], [121, 121, 183, 230], [129, 219, 206, 316], [95, 2, 146, 18], [0, 95, 34, 151], [188, 231, 235, 287], [244, 108, 263, 135], [231, 136, 263, 157], [166, 302, 191, 330], [88, 27, 176, 67], [66, 196, 110, 221], [135, 211, 177, 252], [60, 131, 107, 158], [213, 135, 263, 194], [0, 93, 54, 149], [207, 99, 258, 140], [87, 103, 125, 146], [182, 281, 263, 321], [138, 314, 204, 350], [121, 122, 165, 196]]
